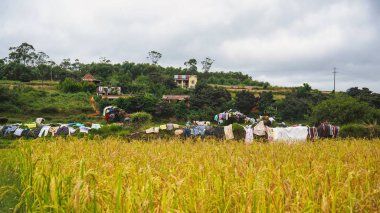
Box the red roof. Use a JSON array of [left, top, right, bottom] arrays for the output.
[[82, 73, 95, 81]]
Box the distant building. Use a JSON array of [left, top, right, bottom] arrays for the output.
[[162, 95, 190, 103], [174, 75, 197, 89], [97, 86, 130, 100], [82, 73, 101, 84]]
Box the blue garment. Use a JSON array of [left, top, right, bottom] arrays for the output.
[[183, 128, 191, 138], [214, 115, 218, 122], [4, 126, 18, 135]]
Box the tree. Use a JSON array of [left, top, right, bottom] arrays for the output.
[[235, 90, 257, 115], [72, 59, 81, 71], [184, 58, 197, 72], [311, 94, 377, 125], [35, 52, 49, 66], [147, 51, 162, 64], [99, 57, 111, 64], [190, 82, 231, 118], [8, 42, 36, 65], [258, 92, 275, 113], [346, 87, 380, 108], [201, 57, 214, 73], [60, 58, 72, 70]]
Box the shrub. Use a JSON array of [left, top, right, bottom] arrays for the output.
[[130, 112, 152, 125], [339, 124, 380, 138], [232, 123, 245, 140]]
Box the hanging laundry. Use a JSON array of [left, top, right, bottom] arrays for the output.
[[48, 127, 60, 136], [145, 127, 159, 134], [79, 126, 91, 134], [244, 125, 253, 144], [267, 126, 309, 142], [35, 118, 45, 125], [91, 124, 101, 130], [4, 126, 18, 135], [14, 128, 24, 136], [253, 121, 266, 136], [166, 123, 174, 130], [24, 123, 37, 129], [224, 124, 234, 140], [38, 126, 51, 137], [159, 125, 167, 130], [174, 129, 183, 135]]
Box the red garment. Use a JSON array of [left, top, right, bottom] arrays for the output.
[[105, 113, 110, 122]]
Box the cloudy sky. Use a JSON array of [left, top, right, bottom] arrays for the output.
[[1, 0, 379, 92]]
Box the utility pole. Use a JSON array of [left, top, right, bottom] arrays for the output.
[[333, 67, 337, 93]]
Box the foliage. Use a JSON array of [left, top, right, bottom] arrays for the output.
[[147, 51, 162, 64], [339, 124, 380, 138], [277, 83, 325, 121], [258, 92, 275, 114], [130, 112, 152, 124], [190, 82, 231, 119], [311, 94, 378, 125], [114, 94, 158, 114], [346, 87, 380, 108], [235, 90, 257, 115], [155, 101, 175, 119], [58, 78, 96, 93], [201, 57, 214, 73]]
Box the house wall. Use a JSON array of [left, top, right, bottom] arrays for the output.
[[189, 75, 197, 88]]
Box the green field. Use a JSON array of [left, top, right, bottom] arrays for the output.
[[1, 138, 379, 212]]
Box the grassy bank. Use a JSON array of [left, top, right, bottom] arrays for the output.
[[8, 138, 380, 212]]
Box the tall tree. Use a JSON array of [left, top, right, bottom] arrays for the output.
[[201, 57, 214, 73], [99, 57, 111, 64], [8, 42, 36, 65], [60, 58, 71, 70], [184, 58, 197, 72], [72, 59, 81, 71], [147, 51, 162, 64], [35, 52, 50, 66]]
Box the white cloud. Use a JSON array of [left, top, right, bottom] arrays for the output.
[[0, 0, 379, 92]]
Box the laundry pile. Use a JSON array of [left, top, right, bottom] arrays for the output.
[[214, 109, 248, 124], [0, 118, 102, 139]]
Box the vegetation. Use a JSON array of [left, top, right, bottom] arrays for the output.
[[3, 138, 378, 212], [0, 85, 93, 123]]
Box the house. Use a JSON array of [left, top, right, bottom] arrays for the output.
[[162, 95, 190, 103], [174, 75, 197, 89], [82, 73, 101, 84], [97, 86, 130, 100]]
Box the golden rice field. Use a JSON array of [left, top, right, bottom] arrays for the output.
[[9, 138, 380, 212]]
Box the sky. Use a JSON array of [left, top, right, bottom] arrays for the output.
[[1, 0, 379, 92]]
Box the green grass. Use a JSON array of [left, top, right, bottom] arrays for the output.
[[1, 88, 96, 123]]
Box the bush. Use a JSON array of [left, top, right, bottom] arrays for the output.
[[58, 78, 96, 93], [339, 124, 380, 138], [40, 106, 59, 114], [232, 123, 245, 140], [130, 112, 152, 125]]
